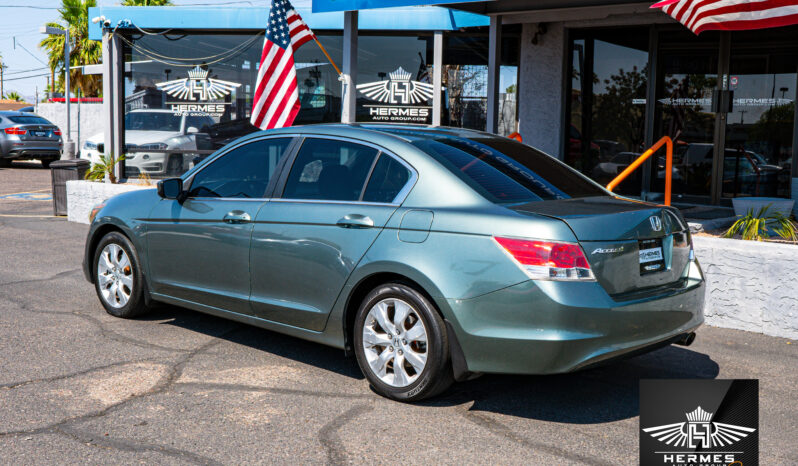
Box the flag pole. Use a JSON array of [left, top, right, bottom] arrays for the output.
[[313, 37, 342, 77]]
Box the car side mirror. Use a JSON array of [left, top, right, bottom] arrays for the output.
[[186, 126, 199, 134], [157, 178, 183, 200]]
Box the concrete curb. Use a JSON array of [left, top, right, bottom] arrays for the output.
[[693, 236, 798, 340], [66, 180, 152, 224]]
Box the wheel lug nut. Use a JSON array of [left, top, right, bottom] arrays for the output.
[[402, 339, 407, 345], [398, 350, 403, 355], [389, 346, 394, 352]]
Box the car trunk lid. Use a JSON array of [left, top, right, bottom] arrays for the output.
[[18, 125, 60, 141], [509, 196, 692, 296]]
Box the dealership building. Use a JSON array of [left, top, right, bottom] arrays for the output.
[[89, 1, 798, 209]]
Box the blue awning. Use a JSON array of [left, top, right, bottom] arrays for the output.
[[311, 0, 483, 13], [88, 6, 488, 41]]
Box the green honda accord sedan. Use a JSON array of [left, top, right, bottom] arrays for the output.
[[82, 124, 704, 401]]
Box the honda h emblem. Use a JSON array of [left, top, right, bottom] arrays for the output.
[[650, 216, 662, 232]]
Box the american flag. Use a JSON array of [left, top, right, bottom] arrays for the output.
[[250, 0, 316, 130], [652, 0, 798, 35]]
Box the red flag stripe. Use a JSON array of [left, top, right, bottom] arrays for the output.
[[687, 1, 798, 30], [250, 0, 316, 130], [653, 0, 798, 34]]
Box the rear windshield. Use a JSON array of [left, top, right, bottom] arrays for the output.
[[7, 116, 50, 125], [411, 136, 607, 204]]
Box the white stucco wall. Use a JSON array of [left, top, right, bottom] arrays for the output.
[[518, 22, 565, 158], [66, 180, 152, 224], [693, 236, 798, 340], [36, 103, 104, 158]]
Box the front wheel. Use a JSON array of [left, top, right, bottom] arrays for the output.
[[353, 283, 453, 401], [93, 232, 150, 318]]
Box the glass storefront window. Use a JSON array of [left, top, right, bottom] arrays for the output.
[[566, 28, 648, 196], [122, 32, 342, 179], [355, 34, 434, 125], [723, 29, 796, 199], [443, 28, 519, 135]]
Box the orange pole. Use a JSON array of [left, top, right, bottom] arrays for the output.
[[606, 136, 673, 206]]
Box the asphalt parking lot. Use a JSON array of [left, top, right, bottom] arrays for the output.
[[1, 163, 796, 464]]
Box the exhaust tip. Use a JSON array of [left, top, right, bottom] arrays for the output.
[[675, 332, 696, 347]]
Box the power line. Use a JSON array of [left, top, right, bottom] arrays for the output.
[[2, 72, 50, 82], [4, 66, 49, 75]]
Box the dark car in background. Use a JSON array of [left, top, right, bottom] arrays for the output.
[[0, 111, 63, 168]]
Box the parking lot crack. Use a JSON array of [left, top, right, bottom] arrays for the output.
[[318, 404, 374, 465], [0, 359, 160, 391], [54, 425, 223, 466], [459, 407, 613, 466]]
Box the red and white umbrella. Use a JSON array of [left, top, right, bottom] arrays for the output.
[[652, 0, 798, 34]]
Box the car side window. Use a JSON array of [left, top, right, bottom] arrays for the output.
[[187, 138, 292, 198], [362, 155, 411, 203], [281, 138, 379, 201]]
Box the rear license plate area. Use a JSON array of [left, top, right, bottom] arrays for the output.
[[32, 131, 46, 137], [639, 238, 665, 275]]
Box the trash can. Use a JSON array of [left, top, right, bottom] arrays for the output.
[[51, 159, 90, 216]]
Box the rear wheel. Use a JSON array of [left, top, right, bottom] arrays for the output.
[[93, 232, 150, 318], [354, 283, 453, 401], [0, 158, 10, 168], [40, 158, 55, 168]]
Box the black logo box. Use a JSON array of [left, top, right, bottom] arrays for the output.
[[640, 379, 758, 466]]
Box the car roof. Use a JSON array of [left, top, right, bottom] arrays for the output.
[[241, 123, 500, 146]]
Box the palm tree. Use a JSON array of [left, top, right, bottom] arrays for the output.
[[122, 0, 173, 4], [39, 0, 102, 97], [4, 91, 23, 102]]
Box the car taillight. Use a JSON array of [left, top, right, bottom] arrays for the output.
[[53, 129, 62, 136], [494, 236, 594, 281], [4, 127, 26, 135]]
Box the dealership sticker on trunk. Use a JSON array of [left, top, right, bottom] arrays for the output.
[[638, 238, 665, 274]]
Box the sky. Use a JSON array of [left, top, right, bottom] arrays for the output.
[[0, 0, 294, 102]]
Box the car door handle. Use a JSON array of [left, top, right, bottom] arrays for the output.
[[223, 210, 251, 224], [336, 214, 374, 229]]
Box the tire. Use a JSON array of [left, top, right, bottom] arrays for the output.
[[353, 283, 454, 401], [0, 158, 10, 168], [92, 231, 151, 318], [40, 158, 54, 168]]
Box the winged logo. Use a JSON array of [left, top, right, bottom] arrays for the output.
[[156, 66, 241, 101], [643, 406, 756, 449], [356, 67, 434, 105]]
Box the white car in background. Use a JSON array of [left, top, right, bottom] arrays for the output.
[[82, 109, 215, 177]]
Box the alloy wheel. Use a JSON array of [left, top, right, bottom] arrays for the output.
[[96, 243, 134, 308], [361, 298, 429, 387]]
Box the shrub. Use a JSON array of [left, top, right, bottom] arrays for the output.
[[85, 153, 125, 184], [723, 204, 797, 242]]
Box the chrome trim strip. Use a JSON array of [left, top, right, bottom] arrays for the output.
[[269, 198, 399, 207]]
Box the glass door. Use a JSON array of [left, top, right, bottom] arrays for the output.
[[652, 31, 720, 203], [723, 30, 797, 200]]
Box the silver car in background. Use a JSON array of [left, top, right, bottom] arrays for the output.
[[0, 111, 63, 168]]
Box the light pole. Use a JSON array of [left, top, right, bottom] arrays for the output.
[[40, 25, 73, 159]]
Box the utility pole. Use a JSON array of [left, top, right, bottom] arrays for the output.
[[41, 25, 73, 158], [1, 56, 4, 99]]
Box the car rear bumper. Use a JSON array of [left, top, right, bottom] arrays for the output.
[[446, 261, 705, 375], [2, 148, 62, 160]]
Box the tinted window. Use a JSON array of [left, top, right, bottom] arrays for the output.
[[187, 138, 291, 198], [411, 136, 607, 204], [125, 112, 182, 132], [363, 155, 411, 203], [8, 116, 50, 125], [186, 115, 212, 131], [282, 138, 379, 201]]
